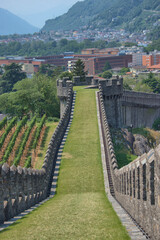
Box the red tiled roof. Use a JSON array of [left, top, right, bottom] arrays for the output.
[[148, 63, 160, 69]]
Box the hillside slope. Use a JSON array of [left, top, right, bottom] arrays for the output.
[[42, 0, 160, 32], [0, 8, 39, 35]]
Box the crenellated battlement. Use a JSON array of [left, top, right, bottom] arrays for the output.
[[57, 78, 73, 118], [98, 84, 160, 239], [99, 76, 123, 128], [57, 77, 73, 98], [99, 76, 123, 98], [0, 83, 73, 225]]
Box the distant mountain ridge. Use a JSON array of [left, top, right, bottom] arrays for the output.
[[0, 8, 39, 35], [42, 0, 160, 32]]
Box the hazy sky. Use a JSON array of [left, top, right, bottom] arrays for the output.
[[0, 0, 80, 28]]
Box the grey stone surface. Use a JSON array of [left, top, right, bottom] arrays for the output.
[[98, 83, 160, 239], [100, 77, 160, 128], [96, 91, 148, 240], [133, 134, 150, 156]]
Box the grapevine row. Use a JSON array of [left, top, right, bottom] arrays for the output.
[[14, 116, 36, 166], [1, 116, 28, 164], [32, 115, 46, 149], [0, 117, 7, 130], [0, 117, 18, 149], [24, 156, 32, 168]]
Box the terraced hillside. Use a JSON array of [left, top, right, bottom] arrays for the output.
[[0, 87, 130, 240]]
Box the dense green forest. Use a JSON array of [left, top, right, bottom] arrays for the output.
[[0, 39, 122, 57], [42, 0, 160, 32]]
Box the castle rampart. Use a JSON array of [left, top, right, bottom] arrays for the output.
[[100, 77, 160, 128], [98, 83, 160, 239], [0, 82, 73, 224], [99, 76, 123, 128], [122, 90, 160, 128], [57, 78, 73, 118]]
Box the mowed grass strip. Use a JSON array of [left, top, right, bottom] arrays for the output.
[[0, 87, 130, 240]]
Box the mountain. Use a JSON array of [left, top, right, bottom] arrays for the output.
[[42, 0, 160, 32], [0, 8, 39, 35]]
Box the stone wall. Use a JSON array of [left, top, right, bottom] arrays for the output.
[[73, 76, 99, 86], [57, 76, 98, 118], [100, 78, 160, 128], [99, 83, 160, 239], [57, 78, 73, 118], [0, 82, 73, 224], [122, 90, 160, 128], [99, 76, 123, 128]]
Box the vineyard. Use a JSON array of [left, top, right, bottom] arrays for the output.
[[0, 115, 58, 169]]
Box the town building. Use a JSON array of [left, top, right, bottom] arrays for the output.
[[142, 51, 160, 67], [147, 63, 160, 71], [0, 58, 44, 73], [132, 53, 143, 66], [84, 55, 132, 75], [81, 48, 119, 55]]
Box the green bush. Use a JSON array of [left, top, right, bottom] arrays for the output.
[[53, 117, 59, 122], [47, 117, 54, 122], [101, 71, 112, 79], [152, 118, 160, 130]]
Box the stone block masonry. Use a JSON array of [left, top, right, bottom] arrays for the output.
[[122, 90, 160, 128], [57, 77, 73, 118], [99, 76, 123, 128], [57, 76, 98, 117], [0, 80, 73, 224], [100, 76, 160, 128], [99, 82, 160, 239]]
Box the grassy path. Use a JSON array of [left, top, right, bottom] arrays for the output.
[[0, 87, 130, 240]]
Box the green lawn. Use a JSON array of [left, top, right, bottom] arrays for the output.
[[0, 87, 130, 240]]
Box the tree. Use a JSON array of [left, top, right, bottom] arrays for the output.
[[38, 64, 55, 77], [124, 42, 137, 47], [73, 59, 87, 82], [59, 38, 68, 47], [123, 82, 132, 90], [38, 64, 64, 78], [0, 74, 59, 118], [103, 61, 111, 71], [0, 66, 3, 75], [0, 63, 26, 93], [101, 71, 112, 79], [59, 71, 73, 80], [144, 72, 160, 93], [120, 67, 130, 75]]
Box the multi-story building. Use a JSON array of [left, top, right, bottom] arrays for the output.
[[142, 51, 160, 67], [132, 53, 143, 66], [0, 58, 45, 73], [84, 55, 132, 75], [68, 60, 77, 72], [81, 48, 119, 55]]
